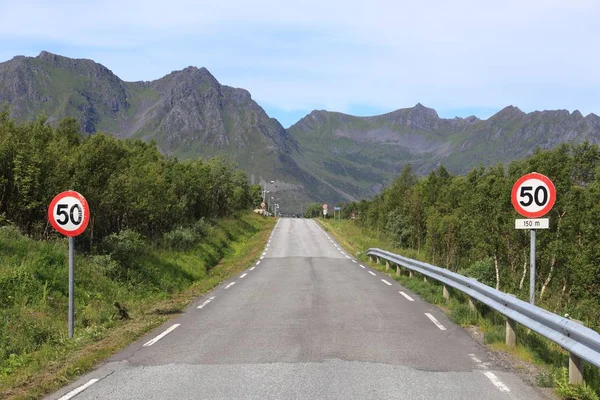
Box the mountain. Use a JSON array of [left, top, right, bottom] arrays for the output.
[[0, 51, 344, 211], [288, 103, 600, 199], [2, 51, 600, 209]]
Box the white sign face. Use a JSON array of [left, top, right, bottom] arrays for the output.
[[515, 218, 549, 230], [48, 191, 90, 237], [511, 173, 556, 218]]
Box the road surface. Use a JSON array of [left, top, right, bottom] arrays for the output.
[[49, 218, 546, 400]]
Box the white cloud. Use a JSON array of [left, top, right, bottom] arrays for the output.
[[1, 0, 599, 118]]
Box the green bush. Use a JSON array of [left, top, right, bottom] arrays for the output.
[[459, 258, 496, 287], [554, 367, 599, 400], [163, 226, 198, 250]]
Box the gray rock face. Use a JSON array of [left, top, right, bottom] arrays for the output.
[[1, 51, 599, 208]]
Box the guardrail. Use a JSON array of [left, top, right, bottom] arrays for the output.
[[366, 247, 600, 385]]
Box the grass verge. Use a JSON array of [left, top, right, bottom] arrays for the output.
[[319, 218, 600, 400], [1, 213, 275, 400]]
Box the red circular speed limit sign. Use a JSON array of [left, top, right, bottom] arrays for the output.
[[48, 191, 90, 237], [511, 173, 556, 218]]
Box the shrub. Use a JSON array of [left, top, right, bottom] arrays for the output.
[[101, 229, 146, 275]]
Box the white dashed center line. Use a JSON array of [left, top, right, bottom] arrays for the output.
[[368, 271, 376, 276], [240, 273, 247, 278], [58, 378, 99, 400], [197, 296, 215, 309], [399, 291, 414, 301], [425, 313, 447, 330], [381, 279, 392, 285], [143, 324, 180, 347], [225, 282, 236, 289]]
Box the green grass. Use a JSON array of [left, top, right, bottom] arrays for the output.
[[319, 218, 600, 399], [0, 213, 275, 399]]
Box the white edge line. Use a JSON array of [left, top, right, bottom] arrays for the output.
[[399, 291, 414, 301], [256, 260, 261, 265], [240, 273, 247, 278], [483, 371, 511, 392], [260, 256, 264, 260], [225, 282, 236, 289], [250, 266, 256, 270], [345, 255, 351, 259], [352, 260, 357, 263], [360, 264, 366, 268], [368, 271, 376, 276], [381, 279, 392, 285], [143, 324, 180, 346], [58, 378, 100, 400], [425, 313, 447, 331]]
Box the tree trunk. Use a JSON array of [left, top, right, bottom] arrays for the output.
[[519, 253, 527, 290], [540, 211, 565, 299], [494, 251, 500, 290], [540, 256, 556, 299]]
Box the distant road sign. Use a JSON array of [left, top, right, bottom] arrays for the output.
[[511, 173, 556, 218], [48, 191, 90, 237], [334, 207, 341, 211], [515, 218, 549, 229]]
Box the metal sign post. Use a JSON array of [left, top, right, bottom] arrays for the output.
[[530, 229, 536, 305], [68, 236, 75, 338], [511, 173, 556, 305], [48, 191, 90, 339]]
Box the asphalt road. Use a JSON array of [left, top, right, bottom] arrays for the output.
[[48, 218, 546, 400]]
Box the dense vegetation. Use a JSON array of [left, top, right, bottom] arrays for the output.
[[342, 143, 600, 329], [0, 111, 270, 397], [0, 111, 264, 245]]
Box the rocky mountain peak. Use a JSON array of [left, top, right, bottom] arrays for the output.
[[491, 105, 525, 121]]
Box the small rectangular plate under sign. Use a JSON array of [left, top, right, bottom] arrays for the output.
[[515, 218, 549, 229]]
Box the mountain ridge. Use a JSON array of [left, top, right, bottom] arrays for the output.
[[2, 51, 600, 210]]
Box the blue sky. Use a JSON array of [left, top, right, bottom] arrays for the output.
[[1, 0, 599, 128]]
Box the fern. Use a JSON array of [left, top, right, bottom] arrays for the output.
[[554, 367, 599, 400]]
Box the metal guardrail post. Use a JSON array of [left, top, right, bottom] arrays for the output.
[[396, 264, 400, 276], [506, 318, 517, 347], [409, 270, 414, 278], [443, 285, 450, 301], [468, 297, 476, 311], [386, 260, 390, 271], [570, 319, 584, 384], [505, 294, 517, 347]]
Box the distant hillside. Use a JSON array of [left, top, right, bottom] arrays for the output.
[[2, 51, 600, 209], [288, 103, 600, 199]]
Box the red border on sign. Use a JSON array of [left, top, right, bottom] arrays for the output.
[[47, 191, 90, 237], [511, 173, 556, 218]]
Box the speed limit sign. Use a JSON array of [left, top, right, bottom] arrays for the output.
[[48, 190, 90, 339], [511, 173, 556, 218], [48, 191, 90, 237]]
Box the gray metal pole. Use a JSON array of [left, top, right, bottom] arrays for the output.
[[530, 229, 536, 305], [68, 236, 75, 338]]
